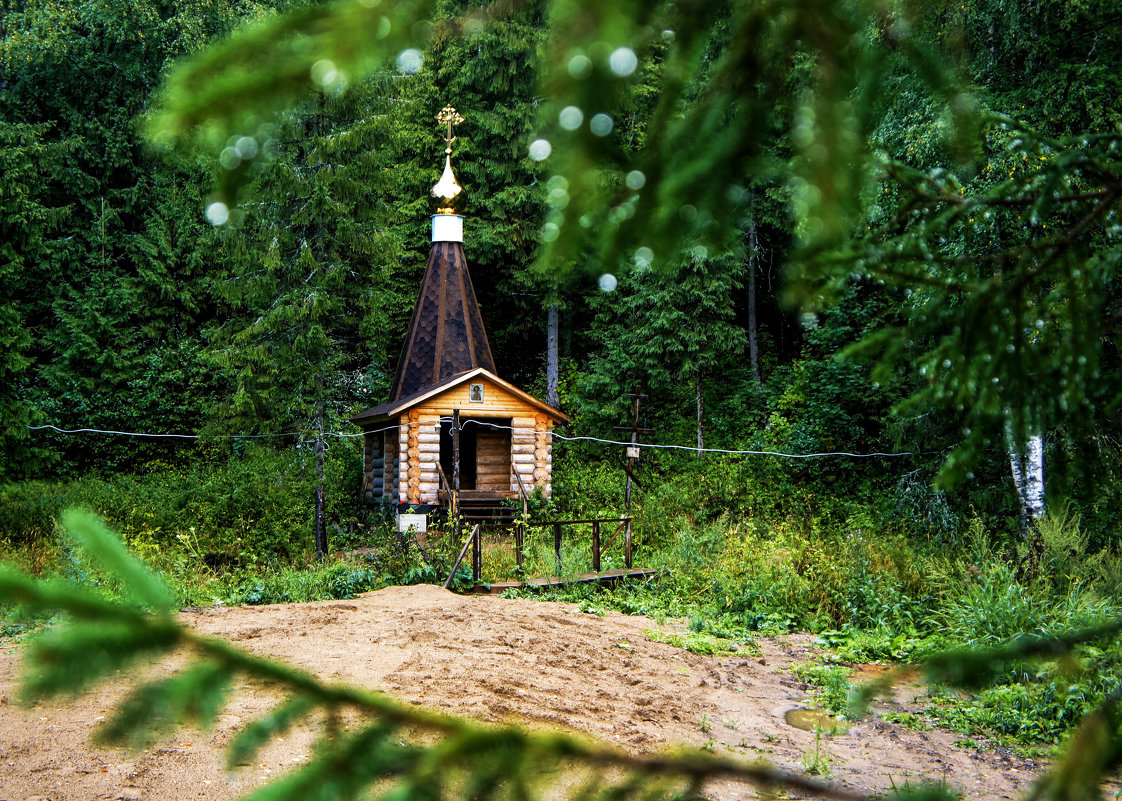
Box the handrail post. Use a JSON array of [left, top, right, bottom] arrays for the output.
[[624, 516, 632, 568], [444, 524, 476, 589], [592, 520, 601, 573], [515, 523, 525, 571], [452, 410, 460, 520], [512, 464, 530, 518], [553, 522, 562, 574], [472, 522, 482, 583], [436, 462, 456, 522]]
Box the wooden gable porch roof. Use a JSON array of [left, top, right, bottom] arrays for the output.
[[350, 367, 569, 428]]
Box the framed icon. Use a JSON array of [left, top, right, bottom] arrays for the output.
[[469, 383, 484, 403]]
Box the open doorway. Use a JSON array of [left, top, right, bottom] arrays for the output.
[[439, 419, 476, 490], [440, 418, 512, 494]]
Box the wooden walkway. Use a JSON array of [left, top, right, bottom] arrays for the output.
[[466, 567, 658, 595]]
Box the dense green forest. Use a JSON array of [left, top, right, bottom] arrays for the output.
[[3, 0, 1122, 795], [3, 0, 1119, 544]]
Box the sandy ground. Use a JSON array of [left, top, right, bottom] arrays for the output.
[[0, 584, 1046, 801]]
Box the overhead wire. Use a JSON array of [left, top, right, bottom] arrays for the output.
[[28, 419, 916, 460]]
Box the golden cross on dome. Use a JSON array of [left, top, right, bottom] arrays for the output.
[[436, 106, 464, 155], [432, 106, 465, 212]]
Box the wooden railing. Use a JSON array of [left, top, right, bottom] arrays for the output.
[[436, 463, 456, 518], [510, 466, 530, 518], [516, 517, 632, 574], [443, 523, 481, 589], [444, 516, 633, 587]]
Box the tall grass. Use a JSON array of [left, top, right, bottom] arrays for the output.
[[4, 451, 1121, 748]]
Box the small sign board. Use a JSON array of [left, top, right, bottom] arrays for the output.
[[397, 512, 427, 533], [626, 445, 640, 459]]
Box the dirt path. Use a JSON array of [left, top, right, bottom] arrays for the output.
[[0, 585, 1042, 800]]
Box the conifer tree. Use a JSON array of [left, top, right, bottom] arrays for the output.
[[0, 121, 56, 476], [206, 82, 405, 558], [581, 252, 746, 447], [0, 0, 282, 473]]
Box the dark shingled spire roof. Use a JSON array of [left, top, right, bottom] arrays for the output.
[[388, 240, 497, 402]]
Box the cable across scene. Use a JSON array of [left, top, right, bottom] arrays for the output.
[[434, 417, 915, 459], [28, 421, 915, 460]]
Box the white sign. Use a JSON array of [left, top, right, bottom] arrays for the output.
[[397, 512, 427, 534]]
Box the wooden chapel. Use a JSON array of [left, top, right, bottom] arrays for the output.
[[350, 107, 567, 519]]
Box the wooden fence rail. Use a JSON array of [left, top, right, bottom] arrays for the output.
[[445, 517, 632, 586], [517, 517, 632, 575]]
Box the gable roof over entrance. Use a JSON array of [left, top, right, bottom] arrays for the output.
[[351, 367, 568, 427]]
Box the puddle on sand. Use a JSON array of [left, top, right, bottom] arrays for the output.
[[784, 708, 849, 734]]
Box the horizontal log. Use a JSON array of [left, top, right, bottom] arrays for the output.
[[514, 462, 535, 474], [512, 444, 535, 455], [417, 433, 441, 444]]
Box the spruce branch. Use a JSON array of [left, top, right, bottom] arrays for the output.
[[2, 511, 881, 801]]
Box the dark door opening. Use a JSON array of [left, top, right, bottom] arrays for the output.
[[440, 418, 477, 490]]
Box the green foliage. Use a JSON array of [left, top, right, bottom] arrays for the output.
[[0, 442, 369, 561], [61, 509, 174, 613], [97, 660, 232, 749], [5, 0, 1122, 794], [789, 663, 853, 718], [801, 726, 832, 778], [0, 0, 281, 477], [225, 561, 383, 606], [1, 512, 871, 801], [644, 627, 741, 656]]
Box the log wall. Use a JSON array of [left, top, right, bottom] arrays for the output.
[[376, 378, 557, 504], [362, 432, 385, 499], [416, 413, 440, 505], [384, 430, 399, 503], [534, 412, 552, 497]]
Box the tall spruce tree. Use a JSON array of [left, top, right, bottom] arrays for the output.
[[0, 0, 279, 475], [206, 82, 404, 558], [581, 252, 746, 447]]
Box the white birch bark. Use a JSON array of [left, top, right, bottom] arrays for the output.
[[546, 303, 560, 408], [1006, 422, 1045, 524]]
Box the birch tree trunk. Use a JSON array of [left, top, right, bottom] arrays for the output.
[[546, 302, 559, 408], [1006, 415, 1045, 534]]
